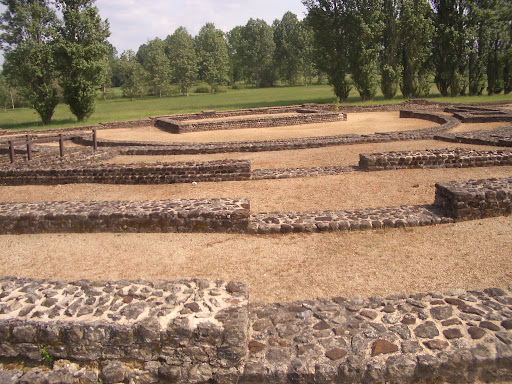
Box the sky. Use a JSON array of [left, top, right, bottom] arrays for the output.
[[99, 0, 306, 54], [0, 0, 307, 64]]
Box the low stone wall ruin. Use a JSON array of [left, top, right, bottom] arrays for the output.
[[0, 177, 510, 235], [434, 177, 512, 221], [359, 149, 512, 171], [70, 110, 458, 156], [0, 277, 511, 384], [0, 159, 250, 186], [0, 198, 250, 235], [155, 109, 346, 134]]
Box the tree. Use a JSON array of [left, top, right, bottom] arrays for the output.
[[0, 74, 11, 111], [431, 0, 470, 96], [139, 38, 171, 97], [195, 23, 229, 93], [380, 0, 400, 99], [299, 20, 316, 85], [100, 41, 117, 100], [118, 50, 147, 100], [165, 27, 197, 96], [303, 0, 352, 101], [504, 0, 512, 94], [227, 25, 247, 84], [240, 18, 275, 87], [399, 0, 433, 98], [55, 0, 110, 122], [346, 0, 384, 101], [0, 0, 59, 125], [274, 12, 303, 85]]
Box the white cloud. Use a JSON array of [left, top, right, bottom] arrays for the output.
[[0, 0, 306, 63], [96, 0, 306, 54]]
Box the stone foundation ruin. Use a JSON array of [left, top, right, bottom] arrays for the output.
[[0, 100, 511, 383], [0, 277, 510, 384]]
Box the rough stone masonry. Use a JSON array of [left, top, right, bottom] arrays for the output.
[[0, 278, 511, 383]]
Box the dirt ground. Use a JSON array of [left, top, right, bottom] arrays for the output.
[[107, 139, 503, 169], [1, 110, 511, 305], [98, 111, 437, 143], [3, 167, 512, 213], [0, 216, 510, 303]]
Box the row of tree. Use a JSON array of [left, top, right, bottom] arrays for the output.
[[304, 0, 512, 101], [2, 0, 511, 125], [0, 0, 109, 124], [112, 13, 316, 101]]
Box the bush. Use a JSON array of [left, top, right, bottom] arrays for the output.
[[231, 83, 244, 90], [214, 85, 228, 93], [195, 83, 211, 93]]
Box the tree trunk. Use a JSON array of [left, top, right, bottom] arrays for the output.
[[9, 89, 14, 110]]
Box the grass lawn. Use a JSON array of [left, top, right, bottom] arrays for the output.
[[1, 83, 511, 131]]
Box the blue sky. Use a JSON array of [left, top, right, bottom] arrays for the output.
[[0, 0, 307, 63]]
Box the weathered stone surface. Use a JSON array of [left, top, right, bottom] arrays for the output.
[[325, 348, 348, 361], [443, 328, 463, 339], [1, 276, 512, 383], [423, 339, 449, 350], [371, 340, 399, 356], [430, 306, 453, 320], [414, 322, 439, 339]]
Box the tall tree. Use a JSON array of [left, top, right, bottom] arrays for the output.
[[0, 0, 59, 125], [139, 38, 171, 97], [240, 18, 275, 88], [431, 0, 470, 96], [118, 49, 147, 100], [399, 0, 434, 98], [227, 25, 247, 84], [165, 27, 197, 96], [299, 20, 316, 85], [55, 0, 110, 122], [504, 0, 512, 94], [303, 0, 352, 101], [195, 23, 229, 93], [346, 0, 384, 101], [380, 0, 400, 99], [274, 12, 303, 85]]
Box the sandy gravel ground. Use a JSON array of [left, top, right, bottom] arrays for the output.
[[449, 121, 509, 132], [185, 112, 298, 123], [2, 167, 512, 213], [98, 112, 437, 143], [0, 216, 510, 303], [107, 140, 503, 169]]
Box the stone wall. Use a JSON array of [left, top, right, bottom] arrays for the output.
[[155, 109, 346, 134], [0, 198, 250, 235], [71, 110, 459, 155], [0, 177, 510, 235], [0, 277, 511, 384], [0, 277, 249, 384], [0, 159, 250, 186], [359, 148, 512, 171], [434, 177, 512, 220]]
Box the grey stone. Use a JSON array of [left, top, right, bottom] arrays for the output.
[[101, 361, 127, 383], [430, 306, 453, 320], [385, 355, 417, 382], [0, 370, 23, 384], [496, 331, 512, 345], [389, 324, 411, 340], [401, 340, 421, 354], [414, 321, 439, 339]]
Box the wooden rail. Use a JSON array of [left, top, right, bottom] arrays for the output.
[[0, 131, 96, 163]]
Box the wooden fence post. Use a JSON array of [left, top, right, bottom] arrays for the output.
[[26, 135, 32, 161], [9, 140, 14, 163], [93, 129, 97, 152], [59, 134, 64, 157]]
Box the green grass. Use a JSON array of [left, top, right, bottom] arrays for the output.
[[1, 84, 511, 131]]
